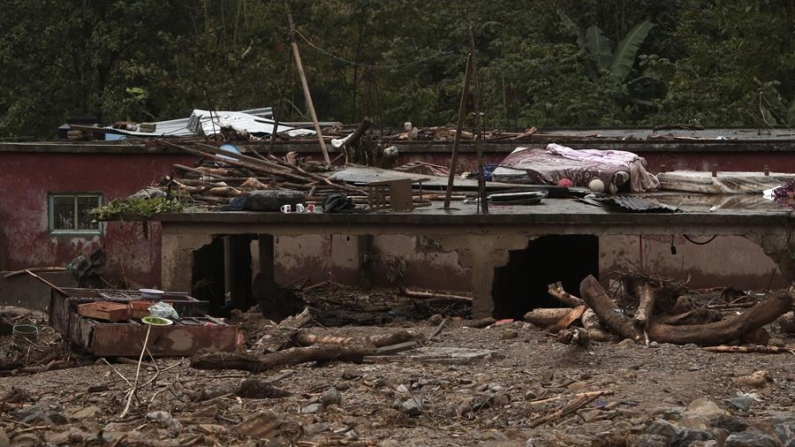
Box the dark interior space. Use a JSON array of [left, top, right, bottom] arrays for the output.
[[492, 235, 599, 319], [191, 236, 226, 316]]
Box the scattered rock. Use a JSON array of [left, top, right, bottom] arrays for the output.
[[618, 339, 636, 349], [303, 422, 331, 437], [342, 369, 362, 380], [146, 411, 183, 435], [670, 428, 714, 447], [632, 434, 668, 447], [646, 419, 679, 441], [237, 378, 291, 399], [87, 385, 109, 393], [321, 388, 342, 407], [649, 341, 659, 348], [69, 405, 100, 420], [400, 397, 424, 416], [725, 396, 753, 412], [710, 414, 748, 433], [0, 429, 9, 447], [301, 403, 323, 414], [501, 329, 519, 340], [8, 433, 37, 447], [686, 399, 728, 420], [234, 410, 283, 438], [725, 432, 781, 447]]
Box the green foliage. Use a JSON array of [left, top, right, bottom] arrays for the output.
[[92, 197, 186, 220], [1, 0, 795, 133]]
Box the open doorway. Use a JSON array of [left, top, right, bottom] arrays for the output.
[[492, 235, 599, 319], [191, 236, 226, 315]]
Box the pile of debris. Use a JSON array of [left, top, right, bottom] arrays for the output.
[[524, 274, 795, 350]]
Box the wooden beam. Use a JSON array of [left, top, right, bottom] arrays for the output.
[[286, 6, 331, 165], [444, 53, 473, 209]]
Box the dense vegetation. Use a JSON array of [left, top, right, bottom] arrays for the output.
[[1, 0, 793, 138]]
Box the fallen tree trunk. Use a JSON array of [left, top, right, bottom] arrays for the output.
[[581, 309, 617, 342], [191, 345, 374, 372], [633, 282, 656, 331], [648, 291, 792, 346], [291, 330, 417, 348], [524, 308, 571, 328], [547, 305, 587, 333], [547, 282, 586, 307], [579, 275, 642, 342]]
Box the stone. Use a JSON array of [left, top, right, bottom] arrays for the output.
[[688, 442, 719, 447], [501, 329, 519, 340], [618, 339, 636, 349], [400, 397, 424, 416], [44, 428, 91, 444], [341, 369, 362, 380], [244, 189, 305, 212], [725, 432, 781, 447], [725, 396, 753, 412], [69, 405, 100, 420], [492, 393, 511, 407], [303, 422, 331, 437], [234, 410, 283, 438], [8, 433, 37, 447], [772, 417, 795, 444], [649, 341, 659, 348], [301, 403, 323, 414], [146, 411, 182, 435], [670, 429, 715, 447], [632, 434, 668, 447], [646, 419, 679, 441], [686, 399, 728, 420], [710, 414, 749, 433], [0, 429, 8, 447], [321, 388, 342, 407]]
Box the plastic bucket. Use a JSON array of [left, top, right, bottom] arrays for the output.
[[12, 324, 38, 342]]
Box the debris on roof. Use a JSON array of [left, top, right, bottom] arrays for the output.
[[580, 195, 680, 213]]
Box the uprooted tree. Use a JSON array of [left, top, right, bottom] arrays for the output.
[[526, 274, 793, 347]]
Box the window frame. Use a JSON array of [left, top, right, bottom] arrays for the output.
[[48, 193, 104, 235]]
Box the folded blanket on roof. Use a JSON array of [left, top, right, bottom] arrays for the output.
[[493, 143, 660, 193]]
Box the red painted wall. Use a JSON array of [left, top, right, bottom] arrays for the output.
[[0, 151, 193, 287]]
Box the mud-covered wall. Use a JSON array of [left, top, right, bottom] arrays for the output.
[[599, 235, 788, 290]]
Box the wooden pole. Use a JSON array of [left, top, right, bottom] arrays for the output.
[[444, 53, 473, 209], [286, 6, 331, 165], [467, 23, 488, 213]]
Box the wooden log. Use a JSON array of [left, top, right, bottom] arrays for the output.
[[580, 275, 642, 342], [291, 330, 416, 348], [399, 286, 473, 303], [524, 308, 571, 328], [648, 291, 792, 346], [191, 345, 374, 372], [581, 308, 617, 342], [633, 281, 656, 330], [547, 305, 587, 333], [653, 308, 722, 326], [704, 345, 794, 354], [778, 311, 795, 333], [547, 282, 586, 307]]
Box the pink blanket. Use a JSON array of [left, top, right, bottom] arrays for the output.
[[495, 144, 659, 192]]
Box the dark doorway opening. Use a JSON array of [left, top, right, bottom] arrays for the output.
[[192, 236, 226, 316], [492, 235, 599, 319]]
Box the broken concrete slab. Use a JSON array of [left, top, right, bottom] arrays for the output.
[[402, 346, 498, 365]]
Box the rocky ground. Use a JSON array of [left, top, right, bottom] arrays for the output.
[[1, 288, 795, 447]]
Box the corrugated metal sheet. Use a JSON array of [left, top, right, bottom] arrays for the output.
[[583, 195, 680, 213], [101, 107, 317, 138]]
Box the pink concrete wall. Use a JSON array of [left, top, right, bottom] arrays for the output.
[[0, 151, 193, 287]]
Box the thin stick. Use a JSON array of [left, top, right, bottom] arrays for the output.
[[102, 358, 132, 387], [444, 53, 472, 209], [428, 319, 447, 341], [286, 5, 331, 165], [530, 391, 605, 428], [120, 324, 152, 418]]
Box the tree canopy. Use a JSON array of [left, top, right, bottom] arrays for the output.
[[1, 0, 793, 138]]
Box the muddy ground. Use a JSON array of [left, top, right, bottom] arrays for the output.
[[1, 287, 795, 447]]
